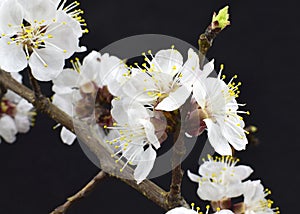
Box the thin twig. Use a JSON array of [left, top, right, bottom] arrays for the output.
[[27, 68, 43, 99], [198, 21, 224, 69], [50, 171, 107, 214], [167, 131, 186, 208], [0, 82, 7, 101], [0, 69, 188, 211]]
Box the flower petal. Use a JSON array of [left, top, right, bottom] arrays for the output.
[[52, 68, 80, 94], [193, 79, 207, 109], [18, 0, 56, 23], [134, 146, 156, 184], [153, 49, 183, 76], [201, 59, 215, 78], [226, 182, 244, 198], [204, 119, 232, 155], [199, 161, 224, 178], [46, 11, 81, 58], [0, 115, 18, 143], [165, 207, 198, 214], [155, 86, 191, 111], [0, 0, 23, 35], [197, 181, 225, 201], [233, 165, 253, 181], [29, 47, 64, 81], [52, 93, 73, 115], [187, 170, 201, 183], [141, 120, 160, 149], [122, 73, 158, 103], [60, 127, 76, 145], [0, 37, 27, 73], [217, 117, 248, 151], [180, 48, 199, 86]]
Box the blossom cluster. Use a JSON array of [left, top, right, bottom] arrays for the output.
[[0, 0, 86, 81], [176, 155, 279, 214], [50, 46, 250, 183], [0, 0, 249, 183], [0, 3, 280, 214], [0, 73, 34, 143]]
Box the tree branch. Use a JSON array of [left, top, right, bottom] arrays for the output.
[[50, 171, 107, 214], [0, 70, 75, 132], [0, 69, 188, 211]]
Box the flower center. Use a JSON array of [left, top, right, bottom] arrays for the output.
[[0, 98, 17, 117], [4, 18, 68, 67]]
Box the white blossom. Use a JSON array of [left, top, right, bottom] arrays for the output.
[[121, 48, 200, 111], [51, 0, 88, 37], [242, 180, 279, 214], [192, 65, 249, 155], [105, 98, 160, 184], [52, 51, 126, 145], [165, 205, 234, 214], [165, 207, 198, 214], [0, 0, 83, 81], [0, 73, 34, 143], [188, 155, 253, 201]]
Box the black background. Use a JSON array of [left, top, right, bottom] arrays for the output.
[[0, 0, 298, 213]]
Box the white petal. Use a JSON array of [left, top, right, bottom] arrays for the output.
[[0, 115, 18, 143], [166, 207, 198, 214], [51, 0, 61, 8], [11, 72, 23, 83], [243, 180, 264, 204], [0, 37, 27, 72], [0, 0, 23, 35], [29, 47, 64, 81], [14, 99, 33, 133], [192, 78, 207, 109], [201, 59, 215, 78], [127, 102, 150, 121], [187, 170, 201, 183], [79, 51, 102, 84], [217, 117, 248, 151], [204, 119, 232, 155], [134, 146, 156, 184], [52, 93, 73, 115], [141, 120, 160, 149], [17, 98, 33, 112], [197, 182, 225, 201], [122, 143, 144, 166], [233, 165, 253, 181], [199, 161, 224, 177], [111, 99, 129, 124], [155, 86, 191, 111], [60, 127, 76, 145], [225, 182, 244, 198], [98, 53, 126, 86], [46, 11, 80, 58], [153, 49, 183, 76], [180, 48, 199, 86], [204, 78, 227, 112], [52, 68, 80, 94], [18, 0, 56, 23], [14, 114, 30, 133], [214, 210, 234, 214], [5, 91, 22, 104], [122, 73, 158, 103]]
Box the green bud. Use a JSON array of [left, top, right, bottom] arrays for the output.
[[212, 6, 230, 30]]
